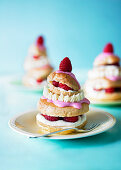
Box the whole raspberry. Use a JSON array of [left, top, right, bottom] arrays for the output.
[[59, 57, 72, 72], [105, 88, 115, 93], [64, 116, 78, 122], [93, 88, 101, 91], [42, 114, 59, 121], [59, 83, 73, 91], [33, 55, 39, 59], [103, 43, 114, 53], [112, 63, 120, 66], [36, 36, 44, 46], [52, 81, 59, 87], [36, 79, 43, 83]]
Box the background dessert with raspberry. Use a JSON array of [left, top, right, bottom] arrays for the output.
[[23, 36, 53, 89], [36, 57, 90, 135], [84, 43, 121, 102]]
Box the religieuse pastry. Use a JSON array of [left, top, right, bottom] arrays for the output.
[[23, 36, 53, 88], [36, 57, 90, 135], [85, 43, 121, 102]]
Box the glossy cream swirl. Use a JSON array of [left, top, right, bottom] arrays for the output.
[[43, 86, 84, 102], [88, 66, 121, 79]]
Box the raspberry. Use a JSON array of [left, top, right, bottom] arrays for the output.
[[59, 83, 73, 91], [64, 116, 78, 122], [112, 63, 120, 66], [106, 63, 120, 66], [52, 81, 59, 87], [42, 114, 59, 121], [36, 36, 44, 46], [36, 79, 43, 83], [59, 57, 72, 72], [33, 55, 39, 59], [52, 81, 73, 91], [103, 43, 114, 53], [93, 88, 101, 91], [105, 88, 115, 93]]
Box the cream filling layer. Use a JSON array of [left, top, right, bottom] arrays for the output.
[[85, 86, 105, 97], [85, 86, 121, 99], [88, 66, 121, 80], [24, 57, 49, 71], [36, 113, 86, 128], [43, 86, 84, 102], [85, 80, 109, 89]]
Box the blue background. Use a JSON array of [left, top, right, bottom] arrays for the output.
[[0, 0, 121, 170], [0, 0, 121, 74]]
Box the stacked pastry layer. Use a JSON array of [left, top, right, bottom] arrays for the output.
[[37, 57, 90, 134], [85, 43, 121, 102], [23, 36, 53, 88]]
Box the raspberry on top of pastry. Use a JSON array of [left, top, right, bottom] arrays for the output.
[[85, 43, 121, 102], [23, 36, 53, 88], [36, 57, 90, 135], [28, 36, 47, 60], [94, 43, 120, 66]]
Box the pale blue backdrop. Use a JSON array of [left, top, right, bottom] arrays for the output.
[[0, 0, 121, 74], [0, 1, 121, 170]]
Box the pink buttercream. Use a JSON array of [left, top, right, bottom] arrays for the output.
[[106, 76, 121, 81], [41, 96, 90, 109], [56, 70, 80, 89]]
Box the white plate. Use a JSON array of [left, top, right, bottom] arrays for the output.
[[1, 75, 44, 92], [90, 100, 121, 106], [10, 79, 44, 92], [9, 108, 116, 140]]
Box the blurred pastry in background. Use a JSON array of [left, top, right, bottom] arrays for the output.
[[36, 57, 90, 135], [84, 43, 121, 102], [23, 36, 53, 89]]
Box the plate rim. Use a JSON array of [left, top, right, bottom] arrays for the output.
[[8, 108, 116, 140], [9, 78, 44, 92], [90, 100, 121, 105]]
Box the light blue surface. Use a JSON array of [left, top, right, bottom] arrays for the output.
[[0, 0, 121, 170]]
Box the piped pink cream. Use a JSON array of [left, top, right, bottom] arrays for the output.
[[106, 76, 121, 81], [41, 96, 90, 109], [56, 70, 81, 89]]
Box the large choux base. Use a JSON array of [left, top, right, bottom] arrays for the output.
[[38, 99, 89, 117], [36, 119, 87, 135]]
